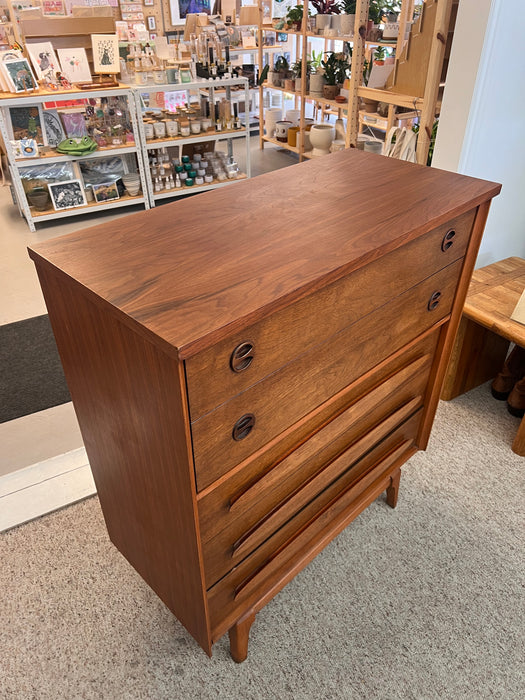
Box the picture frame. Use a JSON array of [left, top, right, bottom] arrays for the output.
[[144, 0, 154, 5], [42, 109, 66, 147], [19, 138, 38, 157], [92, 182, 120, 203], [147, 16, 156, 31], [7, 104, 45, 144], [57, 47, 92, 84], [1, 57, 38, 93], [27, 42, 61, 80], [59, 111, 88, 138], [41, 0, 66, 16], [91, 34, 119, 74], [48, 179, 87, 210]]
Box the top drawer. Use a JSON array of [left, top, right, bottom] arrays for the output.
[[185, 209, 476, 420]]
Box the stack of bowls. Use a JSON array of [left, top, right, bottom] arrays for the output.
[[121, 173, 141, 197]]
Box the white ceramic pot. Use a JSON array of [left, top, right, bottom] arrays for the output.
[[331, 15, 343, 36], [309, 124, 335, 157], [295, 77, 302, 92], [340, 14, 354, 37], [264, 108, 282, 138], [335, 117, 346, 141], [315, 14, 331, 34], [275, 120, 293, 142], [285, 109, 301, 126], [309, 73, 325, 97]]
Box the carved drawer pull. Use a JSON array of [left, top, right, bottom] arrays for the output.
[[230, 342, 254, 373], [232, 413, 256, 441], [427, 291, 441, 311], [441, 229, 456, 252]]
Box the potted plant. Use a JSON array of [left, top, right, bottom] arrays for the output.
[[292, 57, 312, 92], [311, 0, 341, 35], [286, 4, 307, 32], [321, 51, 349, 100], [309, 50, 325, 97], [340, 0, 356, 36], [274, 55, 291, 87], [373, 46, 387, 65]]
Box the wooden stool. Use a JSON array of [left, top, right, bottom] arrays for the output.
[[442, 257, 525, 456]]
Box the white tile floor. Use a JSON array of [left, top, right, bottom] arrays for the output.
[[0, 137, 297, 528]]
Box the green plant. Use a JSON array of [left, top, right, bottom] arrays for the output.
[[286, 4, 307, 27], [274, 55, 290, 73], [311, 0, 341, 15], [342, 0, 356, 13], [374, 46, 386, 62], [412, 119, 439, 166], [362, 58, 372, 85], [368, 1, 401, 24], [310, 49, 323, 73], [292, 58, 312, 78], [321, 51, 350, 86]]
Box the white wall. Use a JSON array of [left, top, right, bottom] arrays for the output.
[[432, 0, 525, 267]]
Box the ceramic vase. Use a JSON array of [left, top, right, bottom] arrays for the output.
[[309, 124, 335, 157], [275, 120, 293, 142], [264, 108, 282, 138], [285, 109, 301, 126], [323, 84, 339, 100], [309, 73, 325, 97], [315, 14, 331, 34], [340, 14, 354, 37]]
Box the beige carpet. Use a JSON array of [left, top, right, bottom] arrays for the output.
[[1, 383, 523, 699]]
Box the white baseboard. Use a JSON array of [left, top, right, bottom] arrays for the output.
[[0, 448, 96, 533]]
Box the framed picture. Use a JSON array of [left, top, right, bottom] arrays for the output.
[[48, 180, 87, 210], [1, 57, 38, 92], [27, 42, 61, 80], [59, 111, 88, 138], [41, 0, 66, 16], [57, 47, 92, 84], [8, 105, 45, 144], [91, 34, 119, 74], [19, 138, 38, 157], [42, 109, 66, 147], [147, 16, 156, 31], [144, 0, 154, 5], [92, 182, 120, 203]]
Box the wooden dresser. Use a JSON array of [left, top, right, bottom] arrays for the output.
[[28, 150, 500, 661]]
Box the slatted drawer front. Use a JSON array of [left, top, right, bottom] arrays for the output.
[[199, 350, 433, 589], [185, 209, 475, 422], [191, 258, 462, 491], [207, 412, 421, 636]]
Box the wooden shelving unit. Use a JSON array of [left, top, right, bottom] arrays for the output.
[[258, 0, 455, 165]]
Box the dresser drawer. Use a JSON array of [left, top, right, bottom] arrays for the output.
[[207, 412, 421, 637], [191, 259, 462, 490], [186, 209, 475, 421], [200, 350, 431, 588]]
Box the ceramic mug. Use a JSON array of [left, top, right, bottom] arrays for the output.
[[275, 120, 292, 142]]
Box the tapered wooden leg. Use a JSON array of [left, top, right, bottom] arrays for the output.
[[512, 416, 525, 456], [386, 468, 401, 508], [228, 612, 256, 663]]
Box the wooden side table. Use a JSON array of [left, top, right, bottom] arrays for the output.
[[442, 257, 525, 455]]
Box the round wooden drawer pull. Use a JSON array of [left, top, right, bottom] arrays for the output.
[[441, 229, 456, 251], [427, 291, 442, 311], [232, 413, 256, 441], [230, 342, 254, 373]]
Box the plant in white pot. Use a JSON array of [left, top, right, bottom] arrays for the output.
[[340, 0, 356, 37], [321, 51, 350, 100], [308, 50, 325, 97], [291, 57, 312, 92], [311, 0, 341, 35]]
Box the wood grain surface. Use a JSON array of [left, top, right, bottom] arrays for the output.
[[28, 149, 500, 359]]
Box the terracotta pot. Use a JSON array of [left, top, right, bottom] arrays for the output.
[[323, 84, 340, 100], [362, 98, 379, 113], [284, 78, 295, 92]]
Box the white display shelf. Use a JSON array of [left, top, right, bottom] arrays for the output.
[[134, 78, 251, 208], [143, 129, 247, 150], [151, 174, 248, 201], [0, 85, 150, 232]]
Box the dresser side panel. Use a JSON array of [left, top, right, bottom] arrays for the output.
[[33, 261, 212, 655]]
